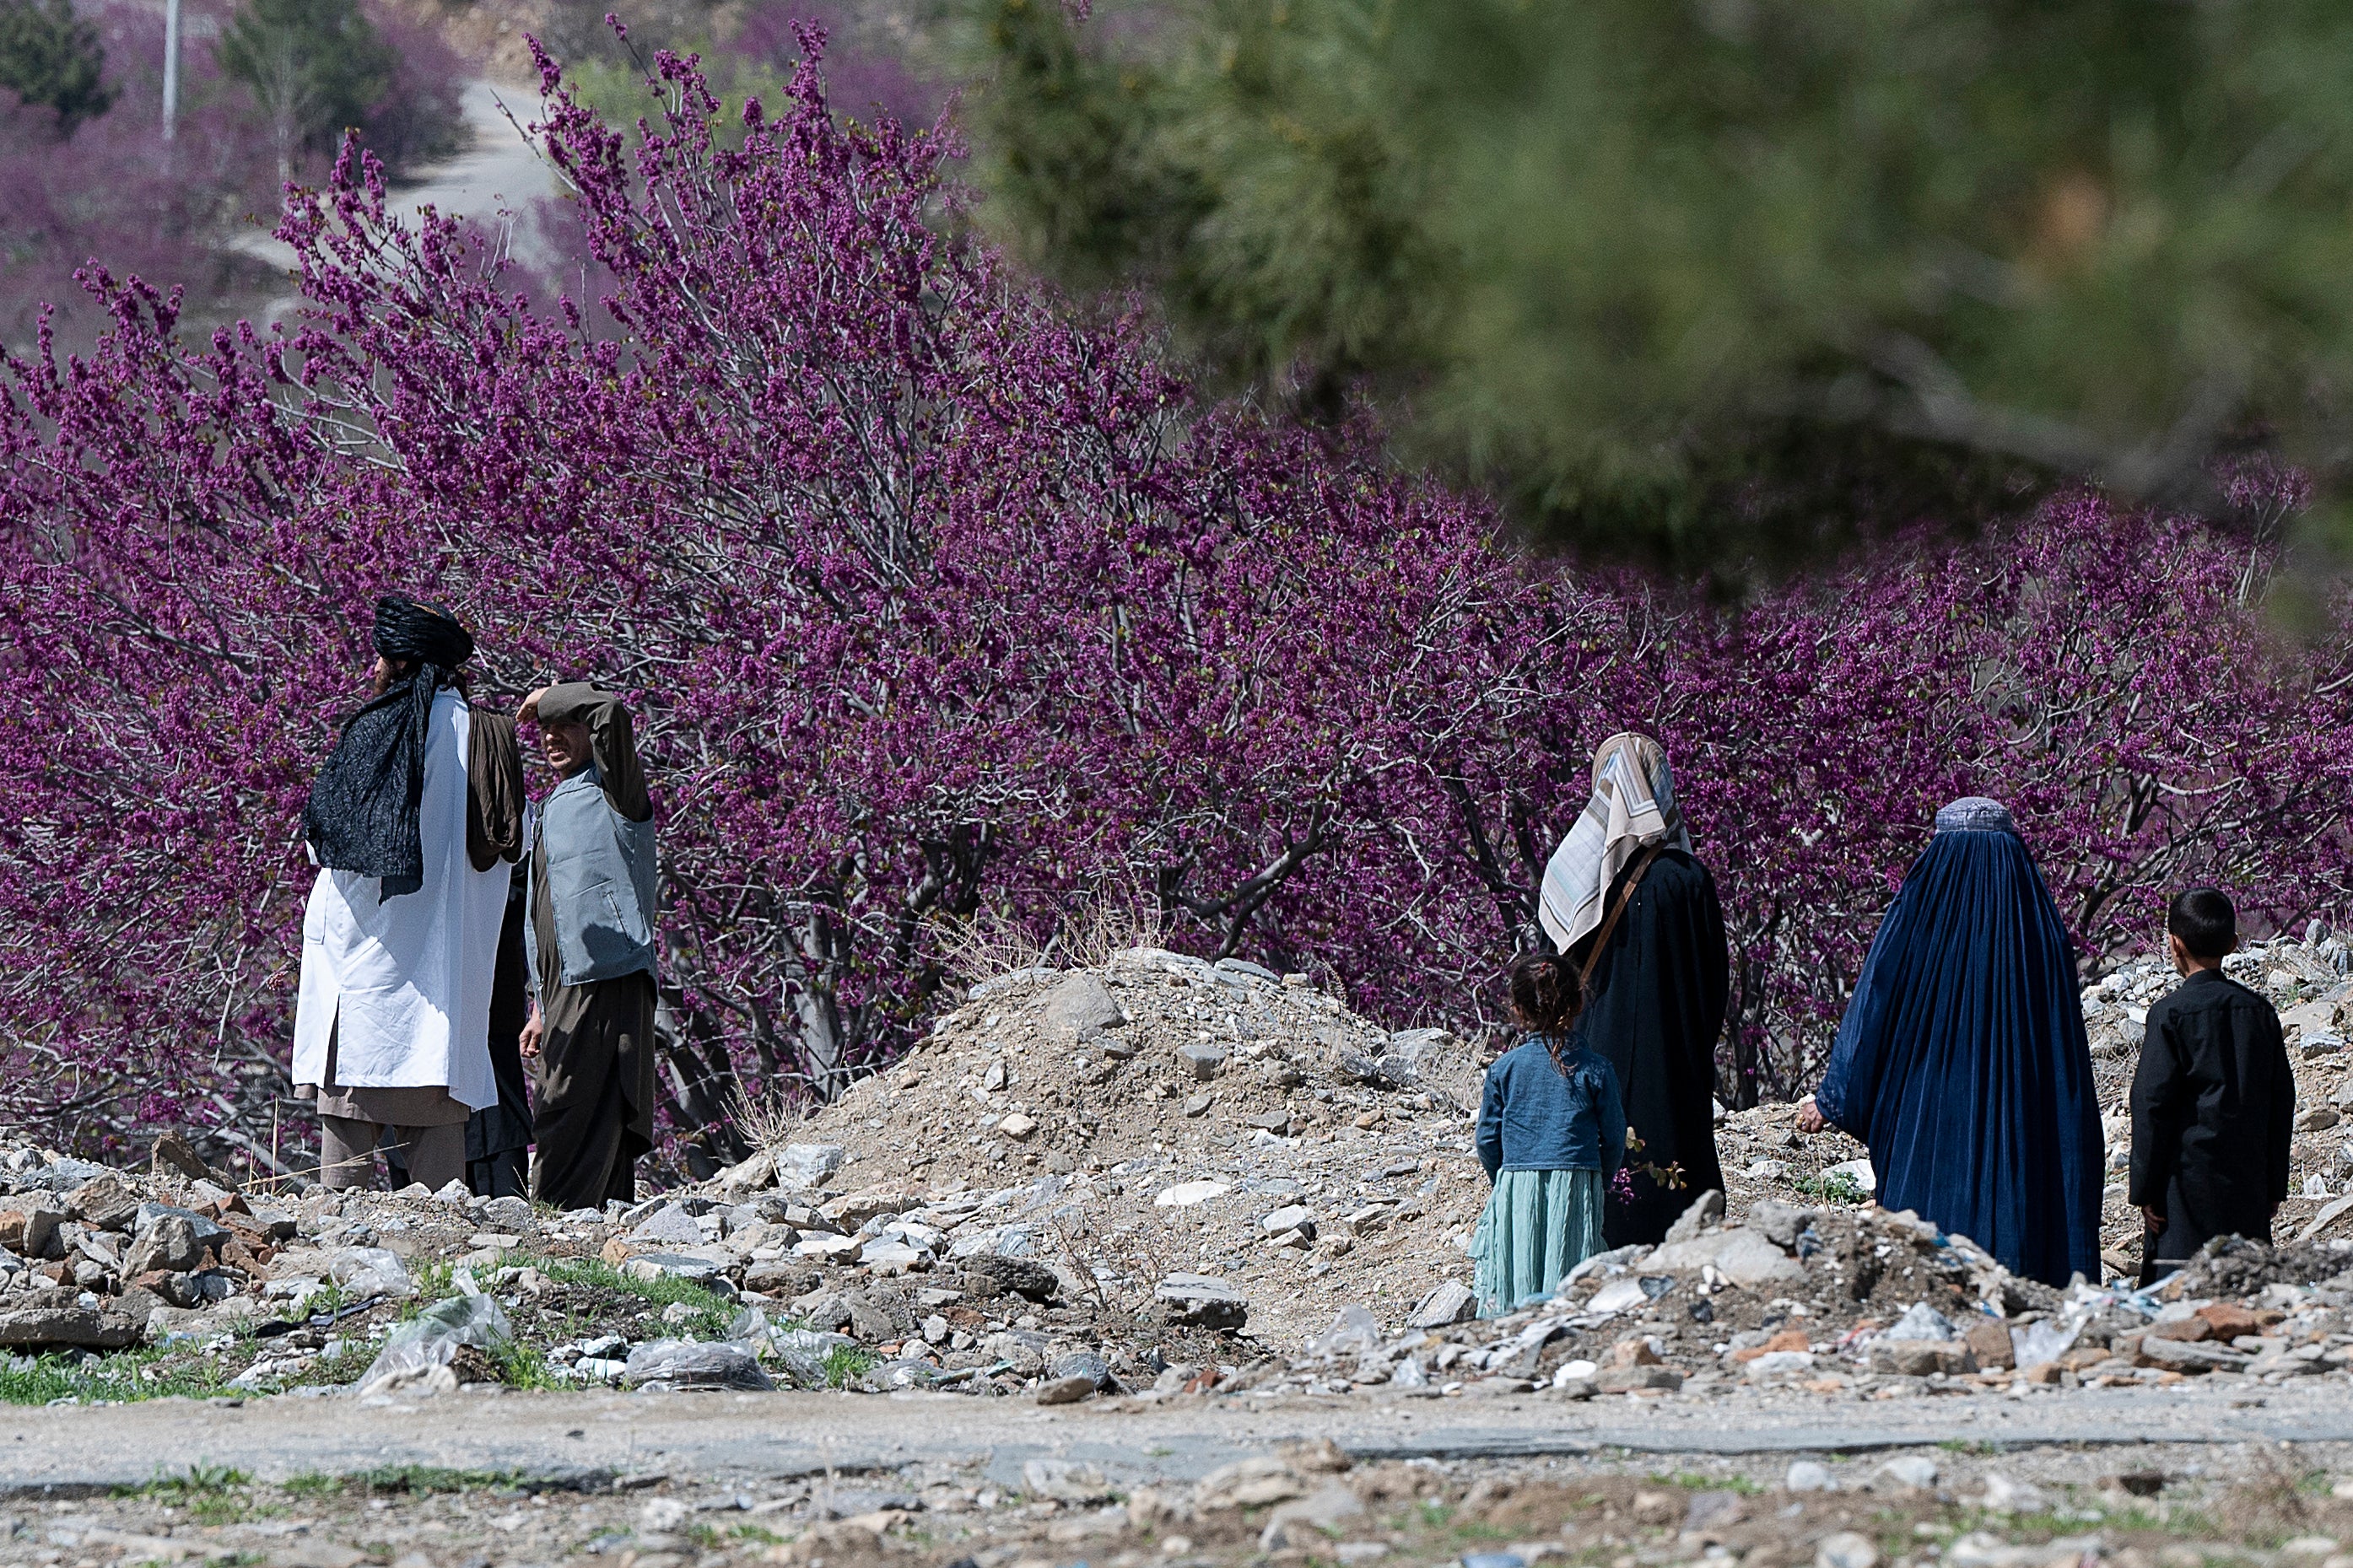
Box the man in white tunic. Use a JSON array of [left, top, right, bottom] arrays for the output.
[[291, 597, 517, 1191]]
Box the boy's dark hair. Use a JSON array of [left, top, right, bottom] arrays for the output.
[[1508, 951, 1587, 1074], [2167, 886, 2237, 961]]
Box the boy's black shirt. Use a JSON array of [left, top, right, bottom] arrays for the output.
[[2128, 967, 2295, 1263]]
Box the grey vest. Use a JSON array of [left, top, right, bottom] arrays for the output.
[[526, 762, 658, 989]]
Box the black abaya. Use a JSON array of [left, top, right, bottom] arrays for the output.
[[1569, 848, 1731, 1247]]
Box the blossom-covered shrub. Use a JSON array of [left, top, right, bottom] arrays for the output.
[[1, 41, 2345, 1169]]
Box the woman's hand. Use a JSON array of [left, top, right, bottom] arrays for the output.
[[520, 1006, 545, 1059], [1795, 1094, 1826, 1135]]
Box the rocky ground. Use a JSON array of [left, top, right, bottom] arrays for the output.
[[13, 1426, 2353, 1568], [3, 935, 2350, 1419]]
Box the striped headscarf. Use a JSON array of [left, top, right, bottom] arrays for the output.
[[1537, 732, 1692, 951]]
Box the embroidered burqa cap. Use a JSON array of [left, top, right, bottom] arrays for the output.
[[1813, 797, 2103, 1286]]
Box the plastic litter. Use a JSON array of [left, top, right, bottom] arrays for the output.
[[354, 1291, 511, 1398], [868, 1358, 936, 1391], [1313, 1304, 1383, 1357], [727, 1305, 778, 1356], [772, 1326, 858, 1358], [2010, 1276, 2167, 1370], [1883, 1302, 1959, 1342], [327, 1247, 414, 1301], [622, 1339, 775, 1391]]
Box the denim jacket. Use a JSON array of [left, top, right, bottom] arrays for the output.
[[1476, 1036, 1627, 1181], [525, 757, 657, 989]]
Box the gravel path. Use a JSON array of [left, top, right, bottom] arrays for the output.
[[11, 1382, 2353, 1497]]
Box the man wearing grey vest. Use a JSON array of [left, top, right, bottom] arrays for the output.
[[517, 682, 659, 1210]]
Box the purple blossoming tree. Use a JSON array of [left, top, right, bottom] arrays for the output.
[[1, 40, 2346, 1173]]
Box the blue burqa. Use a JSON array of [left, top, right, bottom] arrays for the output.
[[1815, 798, 2104, 1287]]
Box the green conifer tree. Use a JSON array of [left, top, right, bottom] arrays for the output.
[[217, 0, 394, 182], [0, 0, 113, 135], [958, 0, 2353, 566]]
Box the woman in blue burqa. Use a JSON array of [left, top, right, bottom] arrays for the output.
[[1800, 798, 2103, 1288]]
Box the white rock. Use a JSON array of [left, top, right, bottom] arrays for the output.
[[1785, 1461, 1833, 1492], [1815, 1531, 1879, 1568], [1042, 975, 1125, 1043], [641, 1497, 688, 1531], [1981, 1473, 2048, 1514], [776, 1144, 846, 1188], [1642, 1226, 1804, 1285], [1023, 1458, 1114, 1502], [1946, 1533, 2041, 1568], [1586, 1278, 1649, 1314], [1260, 1204, 1314, 1233], [859, 1238, 928, 1274], [1258, 1484, 1365, 1551], [1744, 1350, 1816, 1380], [1410, 1280, 1476, 1328], [1154, 1180, 1233, 1208], [1875, 1456, 1939, 1490]]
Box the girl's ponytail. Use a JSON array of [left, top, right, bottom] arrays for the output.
[[1508, 951, 1588, 1074]]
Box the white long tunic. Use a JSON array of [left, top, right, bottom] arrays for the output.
[[291, 689, 508, 1108]]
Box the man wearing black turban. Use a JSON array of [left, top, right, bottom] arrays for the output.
[[291, 597, 526, 1193]]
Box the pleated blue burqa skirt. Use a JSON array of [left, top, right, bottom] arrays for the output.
[[1814, 798, 2104, 1287]]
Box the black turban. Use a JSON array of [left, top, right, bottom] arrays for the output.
[[374, 594, 474, 670], [302, 596, 476, 898]]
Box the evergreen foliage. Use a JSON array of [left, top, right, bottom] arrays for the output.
[[0, 0, 112, 134], [216, 0, 394, 181], [958, 0, 2353, 567]]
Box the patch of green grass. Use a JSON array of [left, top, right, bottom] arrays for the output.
[[119, 1463, 251, 1497], [190, 1491, 284, 1526], [489, 1339, 564, 1390], [1794, 1171, 1867, 1204], [1, 1346, 235, 1406], [1938, 1439, 2001, 1456], [280, 1341, 378, 1391], [820, 1344, 881, 1389], [404, 1260, 457, 1309], [121, 1464, 279, 1525], [283, 1474, 344, 1498], [1650, 1470, 1761, 1494], [341, 1464, 519, 1496], [730, 1524, 789, 1546], [516, 1255, 740, 1339]]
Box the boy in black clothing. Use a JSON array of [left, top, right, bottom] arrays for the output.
[[2129, 887, 2295, 1285]]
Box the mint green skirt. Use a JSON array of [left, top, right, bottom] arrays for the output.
[[1471, 1167, 1607, 1318]]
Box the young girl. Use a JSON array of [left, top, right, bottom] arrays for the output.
[[1471, 952, 1627, 1317]]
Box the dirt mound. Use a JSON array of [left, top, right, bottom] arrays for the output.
[[752, 947, 1494, 1350]]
